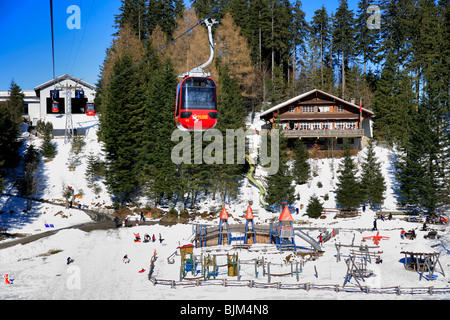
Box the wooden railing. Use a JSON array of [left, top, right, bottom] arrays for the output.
[[150, 278, 450, 296], [282, 129, 364, 138]]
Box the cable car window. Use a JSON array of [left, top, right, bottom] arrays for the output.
[[86, 103, 95, 111], [180, 78, 216, 111]]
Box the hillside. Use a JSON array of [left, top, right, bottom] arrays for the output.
[[0, 114, 449, 301]]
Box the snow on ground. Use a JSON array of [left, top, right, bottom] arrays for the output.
[[0, 117, 449, 300]]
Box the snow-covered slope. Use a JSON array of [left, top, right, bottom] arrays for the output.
[[0, 116, 449, 300]]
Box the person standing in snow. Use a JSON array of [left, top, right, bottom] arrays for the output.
[[372, 218, 378, 231], [152, 234, 156, 242], [159, 233, 163, 243], [318, 233, 323, 247]]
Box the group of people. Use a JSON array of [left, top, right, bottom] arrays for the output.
[[400, 228, 416, 240], [133, 232, 164, 244], [114, 211, 150, 229]]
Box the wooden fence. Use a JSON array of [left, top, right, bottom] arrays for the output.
[[149, 277, 450, 296]]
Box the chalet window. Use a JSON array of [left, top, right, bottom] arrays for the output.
[[337, 105, 344, 112], [288, 106, 295, 113], [347, 121, 357, 129], [23, 103, 29, 115], [300, 123, 310, 130], [302, 106, 314, 113], [323, 122, 331, 129], [318, 106, 330, 113], [336, 122, 346, 130], [312, 122, 321, 130]]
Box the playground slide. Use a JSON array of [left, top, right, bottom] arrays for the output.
[[294, 229, 322, 252], [245, 155, 269, 208]]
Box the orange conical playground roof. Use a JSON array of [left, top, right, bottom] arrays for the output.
[[219, 207, 229, 220], [278, 206, 294, 221], [245, 206, 254, 220]]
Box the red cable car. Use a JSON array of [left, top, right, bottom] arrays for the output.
[[174, 76, 218, 131], [52, 101, 59, 113], [85, 102, 96, 116]]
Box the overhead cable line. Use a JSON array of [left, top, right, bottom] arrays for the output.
[[70, 0, 95, 75], [50, 0, 56, 80]]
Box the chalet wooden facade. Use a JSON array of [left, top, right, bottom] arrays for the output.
[[259, 89, 375, 149]]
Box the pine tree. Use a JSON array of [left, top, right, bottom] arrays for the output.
[[332, 0, 355, 99], [191, 0, 226, 20], [101, 52, 145, 204], [40, 122, 57, 159], [359, 139, 386, 209], [142, 58, 179, 203], [147, 0, 184, 38], [335, 140, 361, 210], [0, 81, 22, 170], [306, 195, 323, 218], [5, 80, 24, 124], [290, 0, 308, 92], [355, 0, 380, 74], [85, 153, 103, 185], [264, 133, 296, 211], [395, 108, 429, 211], [114, 0, 148, 39], [310, 5, 331, 88], [0, 104, 21, 171], [16, 144, 41, 210], [292, 139, 310, 185]]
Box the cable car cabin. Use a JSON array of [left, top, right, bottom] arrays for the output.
[[85, 102, 96, 116], [175, 76, 217, 131], [52, 101, 59, 113]]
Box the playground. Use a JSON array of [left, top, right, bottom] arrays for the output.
[[0, 195, 449, 299], [145, 204, 450, 297]]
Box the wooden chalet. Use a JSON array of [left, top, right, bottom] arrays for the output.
[[259, 89, 375, 149]]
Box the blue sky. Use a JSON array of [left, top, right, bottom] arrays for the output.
[[0, 0, 359, 90]]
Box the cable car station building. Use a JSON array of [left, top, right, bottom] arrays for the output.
[[0, 74, 96, 135], [259, 89, 375, 150]]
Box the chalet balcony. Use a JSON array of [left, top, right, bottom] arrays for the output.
[[281, 128, 365, 138]]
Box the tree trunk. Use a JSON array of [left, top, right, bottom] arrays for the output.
[[320, 28, 324, 87], [341, 51, 345, 98]]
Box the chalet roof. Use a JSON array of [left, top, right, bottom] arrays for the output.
[[279, 206, 294, 222], [260, 89, 374, 119], [34, 74, 96, 96], [219, 208, 229, 220], [245, 206, 254, 220]]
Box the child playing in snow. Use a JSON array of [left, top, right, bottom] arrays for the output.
[[400, 229, 406, 239], [123, 254, 130, 264]]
